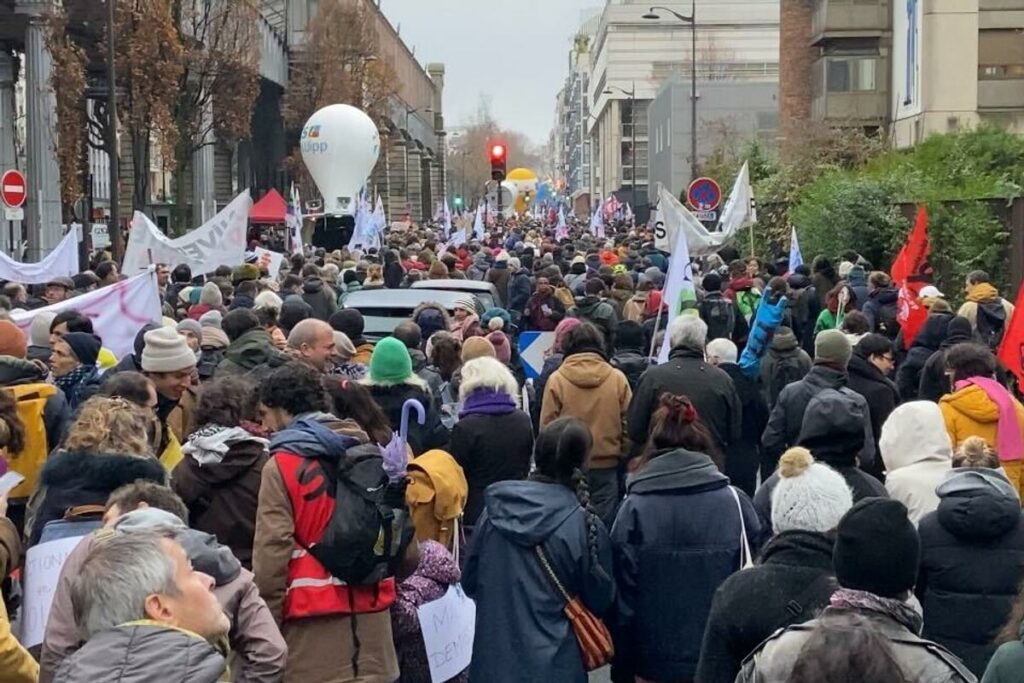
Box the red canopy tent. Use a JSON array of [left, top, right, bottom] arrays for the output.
[[249, 188, 287, 224]]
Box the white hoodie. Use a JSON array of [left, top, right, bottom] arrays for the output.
[[879, 401, 953, 524]]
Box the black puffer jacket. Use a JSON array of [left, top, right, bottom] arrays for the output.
[[300, 277, 338, 321], [366, 381, 449, 456], [917, 468, 1024, 676], [696, 530, 837, 683], [610, 349, 652, 391], [896, 312, 952, 401]]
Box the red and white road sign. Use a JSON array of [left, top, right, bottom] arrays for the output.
[[1, 170, 26, 209]]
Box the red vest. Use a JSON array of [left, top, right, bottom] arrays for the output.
[[275, 452, 395, 620]]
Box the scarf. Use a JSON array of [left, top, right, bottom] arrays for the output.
[[182, 424, 269, 466], [53, 365, 95, 396], [966, 282, 1000, 304], [955, 376, 1024, 461], [830, 587, 923, 635], [459, 388, 516, 418]]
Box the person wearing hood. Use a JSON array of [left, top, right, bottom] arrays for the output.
[[760, 325, 812, 408], [197, 317, 229, 381], [329, 309, 375, 364], [846, 264, 869, 310], [541, 322, 631, 524], [383, 249, 406, 288], [940, 342, 1024, 497], [26, 309, 56, 363], [449, 357, 533, 527], [565, 255, 589, 295], [862, 271, 901, 337], [958, 270, 1015, 348], [300, 274, 338, 322], [761, 329, 876, 481], [846, 333, 901, 479], [810, 255, 839, 312], [610, 320, 651, 391], [484, 251, 512, 307], [463, 417, 615, 683], [254, 362, 404, 682], [611, 393, 762, 683], [569, 278, 618, 348], [49, 331, 103, 411], [40, 483, 286, 683], [364, 337, 449, 456], [173, 376, 269, 569], [393, 321, 443, 399], [411, 301, 452, 344], [919, 315, 975, 402], [897, 308, 955, 401], [507, 258, 533, 318], [215, 309, 288, 378], [756, 387, 887, 535], [708, 338, 769, 497], [0, 319, 70, 452], [523, 276, 566, 331], [739, 498, 975, 683], [880, 402, 953, 524], [786, 266, 819, 351], [917, 436, 1024, 676], [697, 447, 853, 683], [391, 540, 468, 683]]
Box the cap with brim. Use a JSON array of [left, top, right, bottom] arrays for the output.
[[919, 285, 944, 298], [47, 276, 74, 290]]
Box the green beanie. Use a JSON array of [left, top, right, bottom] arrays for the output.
[[370, 337, 413, 384]]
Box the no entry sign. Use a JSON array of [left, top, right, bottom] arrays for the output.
[[1, 170, 27, 209], [687, 177, 722, 212]]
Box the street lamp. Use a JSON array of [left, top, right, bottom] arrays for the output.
[[603, 83, 637, 215], [404, 105, 433, 221], [643, 3, 698, 182]]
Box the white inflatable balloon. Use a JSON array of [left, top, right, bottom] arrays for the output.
[[300, 104, 380, 216]]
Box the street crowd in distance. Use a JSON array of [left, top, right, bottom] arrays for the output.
[[0, 213, 1024, 683]]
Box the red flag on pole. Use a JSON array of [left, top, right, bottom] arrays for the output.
[[891, 205, 932, 349], [998, 283, 1024, 387]]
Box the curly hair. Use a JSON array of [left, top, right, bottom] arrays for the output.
[[259, 362, 328, 416], [63, 396, 154, 457], [0, 388, 25, 455], [195, 376, 258, 428]]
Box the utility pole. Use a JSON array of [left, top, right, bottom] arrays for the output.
[[107, 0, 121, 262]]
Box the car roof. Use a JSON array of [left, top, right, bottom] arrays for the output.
[[342, 288, 469, 309], [410, 279, 499, 295]]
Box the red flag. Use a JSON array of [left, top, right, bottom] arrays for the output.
[[891, 205, 932, 349], [998, 283, 1024, 386]]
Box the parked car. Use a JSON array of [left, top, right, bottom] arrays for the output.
[[342, 288, 486, 340], [411, 279, 499, 311]]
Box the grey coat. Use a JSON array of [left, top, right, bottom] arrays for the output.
[[54, 623, 226, 683], [737, 607, 976, 683]]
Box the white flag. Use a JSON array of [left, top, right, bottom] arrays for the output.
[[590, 203, 604, 239], [716, 161, 756, 241], [657, 219, 699, 363], [473, 203, 485, 241], [443, 198, 453, 238], [287, 185, 304, 255], [655, 185, 726, 256]]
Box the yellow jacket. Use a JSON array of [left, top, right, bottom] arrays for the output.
[[939, 384, 1024, 451], [0, 518, 38, 683]]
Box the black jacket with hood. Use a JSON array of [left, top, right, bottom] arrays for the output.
[[759, 327, 812, 409], [464, 480, 614, 683], [896, 312, 952, 401], [917, 467, 1024, 676], [719, 362, 769, 497], [918, 317, 974, 403], [300, 277, 339, 321], [846, 351, 900, 479]]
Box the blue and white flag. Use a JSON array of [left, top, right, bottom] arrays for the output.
[[788, 226, 803, 272], [473, 203, 485, 242], [657, 219, 698, 363]]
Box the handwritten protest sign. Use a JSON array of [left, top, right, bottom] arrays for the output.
[[416, 584, 475, 683], [18, 535, 85, 647]]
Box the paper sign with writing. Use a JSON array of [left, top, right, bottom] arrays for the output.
[[19, 535, 86, 647], [416, 584, 475, 683]]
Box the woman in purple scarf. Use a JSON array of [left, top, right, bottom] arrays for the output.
[[448, 356, 534, 527]]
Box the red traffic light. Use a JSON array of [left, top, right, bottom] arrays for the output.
[[490, 144, 506, 161]]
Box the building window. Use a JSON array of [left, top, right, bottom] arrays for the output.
[[978, 29, 1024, 80], [826, 57, 877, 92]]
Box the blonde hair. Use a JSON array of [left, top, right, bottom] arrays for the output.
[[953, 436, 1000, 469], [63, 396, 154, 457], [366, 264, 383, 283], [778, 447, 815, 478]]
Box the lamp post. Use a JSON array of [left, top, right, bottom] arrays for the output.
[[404, 105, 433, 222], [643, 3, 698, 182], [604, 82, 637, 215], [106, 0, 120, 262]]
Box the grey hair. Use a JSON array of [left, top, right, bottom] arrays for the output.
[[706, 338, 738, 364], [458, 356, 520, 404], [667, 314, 708, 351], [288, 318, 332, 350], [71, 531, 180, 640]]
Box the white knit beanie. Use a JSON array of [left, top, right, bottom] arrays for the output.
[[771, 447, 854, 534], [254, 290, 283, 312], [141, 327, 197, 373]]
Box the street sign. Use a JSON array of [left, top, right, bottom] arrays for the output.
[[91, 223, 110, 249], [693, 210, 718, 222], [1, 170, 27, 208], [518, 331, 556, 379], [3, 207, 23, 221], [686, 177, 722, 212]]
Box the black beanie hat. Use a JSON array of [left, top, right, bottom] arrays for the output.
[[62, 332, 102, 367], [702, 272, 723, 292], [833, 498, 920, 598]]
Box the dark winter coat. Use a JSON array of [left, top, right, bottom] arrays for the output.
[[366, 381, 449, 456], [300, 277, 338, 321], [759, 327, 812, 408], [919, 323, 975, 403], [846, 266, 869, 310], [761, 365, 876, 475], [464, 480, 615, 683], [628, 345, 742, 455], [896, 312, 952, 401], [524, 291, 566, 332], [507, 268, 532, 313], [787, 274, 819, 355], [917, 468, 1024, 676], [532, 353, 564, 428], [610, 448, 762, 682], [610, 349, 652, 392], [570, 295, 618, 345], [862, 286, 900, 333], [485, 264, 511, 307], [846, 352, 900, 479], [696, 530, 838, 683], [31, 450, 167, 547], [449, 406, 534, 525], [171, 436, 268, 569], [216, 328, 288, 378], [720, 362, 770, 497]]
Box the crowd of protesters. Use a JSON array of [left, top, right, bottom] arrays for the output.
[[0, 211, 1021, 683]]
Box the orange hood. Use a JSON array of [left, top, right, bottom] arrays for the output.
[[941, 384, 1000, 423]]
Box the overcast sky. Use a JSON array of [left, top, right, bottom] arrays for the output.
[[379, 0, 602, 147]]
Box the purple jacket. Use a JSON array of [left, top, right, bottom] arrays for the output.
[[391, 540, 468, 683]]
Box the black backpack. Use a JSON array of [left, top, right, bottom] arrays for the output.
[[304, 443, 413, 585], [876, 301, 901, 340], [770, 353, 806, 406], [976, 301, 1008, 350], [700, 293, 736, 341]]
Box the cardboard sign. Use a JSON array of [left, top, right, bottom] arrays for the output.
[[19, 535, 86, 647], [416, 584, 475, 683]]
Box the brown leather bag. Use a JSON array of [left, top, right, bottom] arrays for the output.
[[534, 545, 614, 671]]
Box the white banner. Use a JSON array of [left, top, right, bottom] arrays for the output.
[[254, 247, 286, 278], [654, 184, 734, 257], [12, 268, 163, 359], [123, 191, 251, 276], [0, 229, 78, 284], [18, 535, 85, 648]]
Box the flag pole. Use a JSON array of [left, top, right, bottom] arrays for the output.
[[648, 299, 665, 360], [749, 222, 755, 258]]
